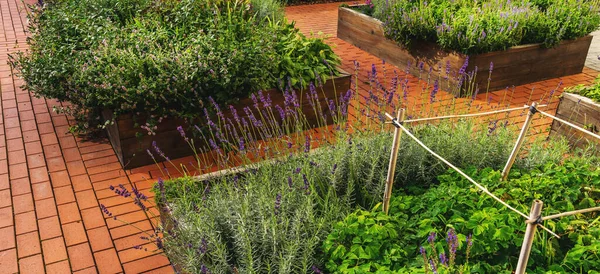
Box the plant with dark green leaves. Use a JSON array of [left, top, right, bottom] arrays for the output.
[[322, 204, 409, 273], [9, 0, 340, 133]]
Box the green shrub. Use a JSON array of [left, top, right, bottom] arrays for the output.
[[9, 0, 340, 133], [387, 159, 600, 273], [322, 204, 409, 273], [370, 0, 600, 54], [566, 76, 600, 102]]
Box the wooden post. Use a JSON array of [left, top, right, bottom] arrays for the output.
[[501, 102, 538, 181], [515, 200, 543, 274], [383, 109, 405, 214]]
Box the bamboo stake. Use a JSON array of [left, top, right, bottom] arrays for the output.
[[501, 102, 538, 181], [516, 200, 543, 274], [383, 109, 405, 214], [526, 206, 600, 223]]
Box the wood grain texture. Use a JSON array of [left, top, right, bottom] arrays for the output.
[[550, 93, 600, 149], [103, 71, 352, 168], [337, 6, 592, 92]]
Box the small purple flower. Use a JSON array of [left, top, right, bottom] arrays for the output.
[[430, 259, 438, 274], [274, 193, 282, 215], [152, 141, 169, 161], [332, 164, 338, 174], [155, 237, 164, 250], [427, 232, 436, 244], [294, 167, 302, 174], [177, 126, 188, 141], [302, 174, 310, 195], [99, 204, 113, 217], [200, 265, 210, 274], [311, 266, 323, 274], [419, 246, 426, 256], [287, 177, 293, 189], [304, 135, 310, 153], [439, 252, 448, 266], [275, 105, 285, 121], [430, 80, 439, 103]]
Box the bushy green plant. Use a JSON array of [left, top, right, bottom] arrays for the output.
[[9, 0, 340, 133], [370, 0, 600, 54], [383, 159, 600, 273], [322, 204, 409, 273], [566, 75, 600, 102]]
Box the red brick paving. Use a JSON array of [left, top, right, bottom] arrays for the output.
[[0, 1, 597, 273]]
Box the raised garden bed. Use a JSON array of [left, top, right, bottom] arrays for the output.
[[550, 92, 600, 148], [337, 5, 592, 92], [104, 71, 352, 168]]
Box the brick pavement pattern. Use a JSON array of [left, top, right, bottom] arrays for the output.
[[0, 1, 598, 273]]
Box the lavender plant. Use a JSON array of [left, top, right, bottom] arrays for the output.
[[370, 0, 600, 54]]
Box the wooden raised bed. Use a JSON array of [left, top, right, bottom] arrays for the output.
[[103, 71, 352, 169], [338, 5, 592, 92], [550, 93, 600, 149]]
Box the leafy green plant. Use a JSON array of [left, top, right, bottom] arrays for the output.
[[368, 0, 600, 54], [383, 158, 600, 273], [322, 204, 409, 273], [9, 0, 340, 133], [566, 76, 600, 102]]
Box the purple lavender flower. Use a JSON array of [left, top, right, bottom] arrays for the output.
[[208, 96, 223, 120], [427, 232, 436, 244], [250, 93, 259, 110], [258, 90, 271, 108], [328, 99, 336, 113], [287, 177, 293, 189], [304, 135, 310, 153], [275, 105, 285, 121], [274, 193, 282, 215], [177, 126, 188, 141], [99, 204, 113, 217], [294, 167, 302, 174], [332, 164, 338, 174], [440, 252, 448, 266], [430, 259, 438, 274], [419, 246, 426, 256], [155, 237, 164, 250], [302, 174, 310, 195], [200, 265, 210, 274], [430, 80, 439, 103], [152, 141, 169, 161], [459, 57, 469, 75], [489, 62, 494, 73], [311, 266, 323, 274]]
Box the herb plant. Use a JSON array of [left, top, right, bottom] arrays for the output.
[[369, 0, 600, 54]]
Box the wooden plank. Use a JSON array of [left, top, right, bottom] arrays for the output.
[[550, 93, 600, 149]]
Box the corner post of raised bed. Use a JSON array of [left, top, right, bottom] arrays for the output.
[[515, 199, 543, 274], [501, 102, 538, 181], [383, 109, 406, 214]]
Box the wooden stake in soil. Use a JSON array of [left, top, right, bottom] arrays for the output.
[[501, 102, 538, 181], [516, 200, 543, 274], [383, 109, 405, 214]]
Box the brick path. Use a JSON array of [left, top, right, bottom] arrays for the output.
[[0, 1, 598, 273]]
